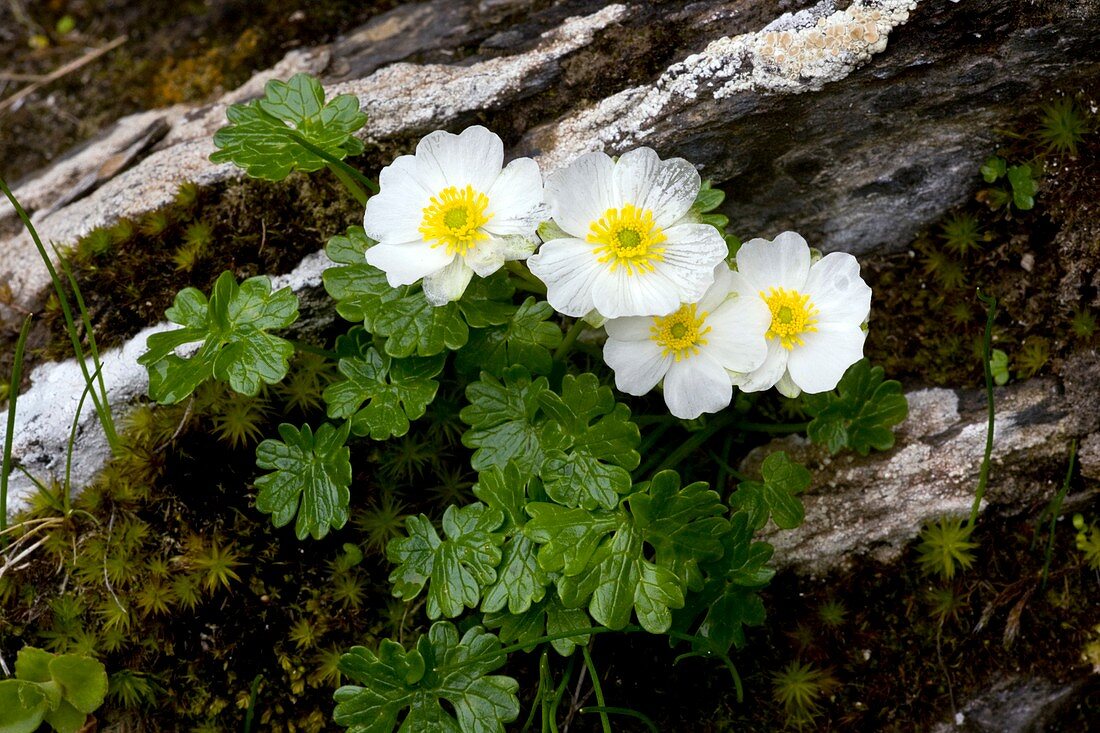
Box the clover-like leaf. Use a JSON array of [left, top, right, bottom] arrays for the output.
[[334, 622, 519, 733], [254, 422, 352, 540], [210, 73, 367, 180], [980, 156, 1007, 183], [803, 359, 909, 455], [387, 504, 505, 619], [538, 373, 640, 510], [323, 348, 445, 440], [1007, 163, 1038, 210], [456, 298, 562, 376], [139, 271, 298, 404], [730, 451, 810, 531], [460, 367, 551, 476], [47, 654, 108, 714]]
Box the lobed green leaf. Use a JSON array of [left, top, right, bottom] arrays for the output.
[[803, 359, 909, 455]]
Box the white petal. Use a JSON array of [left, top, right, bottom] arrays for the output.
[[604, 314, 655, 342], [702, 296, 771, 373], [485, 157, 545, 237], [734, 231, 811, 292], [663, 355, 733, 420], [364, 155, 434, 244], [786, 322, 866, 394], [465, 234, 538, 277], [527, 238, 602, 317], [731, 338, 789, 393], [697, 262, 736, 313], [416, 126, 503, 192], [364, 242, 454, 287], [422, 256, 475, 305], [803, 252, 872, 328], [545, 152, 615, 239], [611, 148, 700, 227], [775, 371, 802, 399], [603, 337, 670, 396], [654, 224, 729, 302], [591, 266, 680, 319]]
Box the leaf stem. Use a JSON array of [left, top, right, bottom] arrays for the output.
[[581, 644, 612, 733], [732, 420, 809, 434], [0, 177, 120, 452], [553, 319, 587, 364], [506, 260, 547, 295], [284, 130, 379, 194], [649, 410, 740, 477], [327, 162, 369, 207], [1, 316, 33, 539], [968, 290, 997, 528]]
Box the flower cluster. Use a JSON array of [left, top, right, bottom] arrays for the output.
[[365, 126, 871, 419]]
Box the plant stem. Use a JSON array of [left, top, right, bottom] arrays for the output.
[[732, 420, 809, 434], [968, 290, 997, 528], [1, 316, 33, 538], [506, 260, 547, 295], [1040, 440, 1077, 587], [285, 131, 379, 194], [327, 163, 369, 206], [652, 411, 740, 476], [0, 177, 120, 452], [581, 644, 612, 733], [553, 319, 586, 364]]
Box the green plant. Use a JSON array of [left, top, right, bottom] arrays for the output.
[[211, 390, 270, 448], [354, 492, 409, 556], [916, 517, 977, 580], [1016, 337, 1050, 378], [1037, 96, 1090, 157], [173, 221, 214, 271], [771, 660, 834, 728], [1070, 307, 1097, 340], [1073, 513, 1100, 570], [817, 599, 847, 628], [940, 213, 983, 256], [187, 536, 244, 593]]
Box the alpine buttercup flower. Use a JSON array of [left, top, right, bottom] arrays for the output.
[[362, 126, 544, 305], [729, 231, 871, 397], [527, 148, 728, 319], [603, 263, 770, 419]]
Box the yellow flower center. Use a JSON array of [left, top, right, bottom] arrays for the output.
[[587, 204, 667, 275], [419, 185, 493, 256], [650, 303, 711, 361], [761, 287, 818, 350]]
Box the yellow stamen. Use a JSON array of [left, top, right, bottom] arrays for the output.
[[587, 204, 667, 276], [760, 287, 818, 350], [650, 303, 711, 361], [419, 185, 493, 256]]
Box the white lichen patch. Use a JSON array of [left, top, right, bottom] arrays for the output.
[[536, 0, 920, 172]]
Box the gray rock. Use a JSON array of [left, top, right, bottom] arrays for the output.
[[931, 676, 1084, 733]]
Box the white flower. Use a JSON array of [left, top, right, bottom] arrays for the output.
[[527, 148, 728, 319], [362, 126, 544, 305], [728, 231, 871, 397], [603, 264, 770, 419]]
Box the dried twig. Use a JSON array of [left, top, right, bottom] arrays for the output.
[[0, 34, 127, 114]]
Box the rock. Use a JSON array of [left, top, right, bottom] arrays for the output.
[[930, 676, 1084, 733], [743, 351, 1100, 574]]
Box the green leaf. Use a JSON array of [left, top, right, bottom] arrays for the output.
[[456, 298, 562, 376], [483, 596, 592, 657], [538, 373, 640, 510], [460, 367, 550, 476], [324, 348, 445, 440], [210, 73, 366, 180], [44, 701, 86, 733], [334, 622, 519, 733], [730, 452, 810, 531], [525, 472, 721, 634], [990, 348, 1010, 386], [803, 359, 909, 455], [139, 271, 299, 403], [672, 514, 773, 654], [387, 505, 505, 619], [980, 156, 1006, 183], [48, 654, 107, 714], [254, 422, 353, 540], [1007, 164, 1038, 210], [628, 471, 729, 590], [692, 180, 725, 214], [0, 680, 49, 733], [13, 647, 53, 683]]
